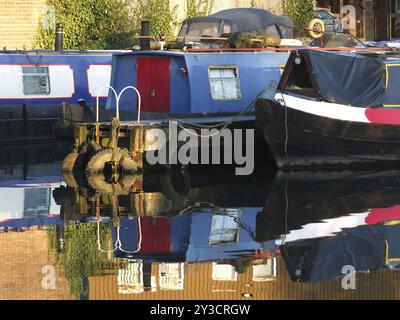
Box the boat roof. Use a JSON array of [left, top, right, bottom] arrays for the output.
[[0, 49, 128, 56], [280, 49, 400, 107]]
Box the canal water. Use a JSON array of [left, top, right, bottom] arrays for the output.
[[1, 143, 400, 300]]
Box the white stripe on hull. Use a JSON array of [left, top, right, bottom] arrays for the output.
[[275, 93, 370, 123], [275, 212, 369, 245]]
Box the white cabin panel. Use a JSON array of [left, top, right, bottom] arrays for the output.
[[0, 65, 74, 99], [87, 64, 111, 98]]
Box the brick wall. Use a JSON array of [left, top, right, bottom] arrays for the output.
[[89, 257, 400, 300], [0, 0, 47, 50], [0, 229, 75, 300]]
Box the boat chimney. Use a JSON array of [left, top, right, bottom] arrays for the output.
[[55, 24, 63, 51], [140, 21, 150, 50]]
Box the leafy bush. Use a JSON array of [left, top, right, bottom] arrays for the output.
[[34, 0, 134, 50], [283, 0, 314, 37], [186, 0, 214, 19], [133, 0, 179, 37], [48, 222, 124, 298]]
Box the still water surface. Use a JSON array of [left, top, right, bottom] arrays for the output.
[[1, 143, 400, 300]]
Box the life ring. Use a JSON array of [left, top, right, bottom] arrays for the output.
[[160, 167, 191, 201], [308, 18, 325, 39]]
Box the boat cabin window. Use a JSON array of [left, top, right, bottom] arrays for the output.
[[118, 262, 144, 294], [252, 259, 276, 281], [183, 21, 220, 41], [178, 23, 189, 40], [208, 66, 241, 101], [212, 263, 238, 281], [22, 66, 50, 95], [23, 187, 51, 216], [222, 23, 231, 34], [158, 263, 184, 290], [284, 57, 319, 98], [209, 209, 241, 245]]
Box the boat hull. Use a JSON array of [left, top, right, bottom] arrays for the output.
[[256, 98, 400, 170]]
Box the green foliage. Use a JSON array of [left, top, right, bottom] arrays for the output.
[[186, 0, 214, 19], [283, 0, 314, 37], [133, 0, 179, 37], [48, 222, 124, 298], [34, 0, 134, 50]]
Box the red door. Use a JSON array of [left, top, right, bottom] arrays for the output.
[[139, 217, 171, 253], [136, 58, 170, 112]]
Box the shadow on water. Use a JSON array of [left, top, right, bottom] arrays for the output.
[[3, 143, 400, 299]]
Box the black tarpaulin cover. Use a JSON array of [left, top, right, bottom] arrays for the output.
[[182, 8, 293, 38], [300, 50, 386, 107], [282, 223, 389, 282], [210, 8, 293, 37]]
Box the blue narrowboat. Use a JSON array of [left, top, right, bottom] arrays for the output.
[[0, 50, 120, 142], [111, 205, 266, 264], [105, 50, 289, 120]]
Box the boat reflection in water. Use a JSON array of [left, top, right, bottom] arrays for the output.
[[53, 167, 276, 298], [51, 167, 400, 299], [3, 149, 400, 299], [257, 170, 400, 283]]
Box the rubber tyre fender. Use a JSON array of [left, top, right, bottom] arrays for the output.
[[62, 152, 79, 173], [86, 173, 125, 195], [120, 152, 138, 173], [62, 172, 79, 188], [119, 174, 138, 190], [77, 141, 102, 168], [85, 148, 123, 177], [160, 168, 191, 201]]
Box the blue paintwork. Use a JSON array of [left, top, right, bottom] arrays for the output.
[[187, 208, 261, 262], [0, 50, 116, 106], [106, 50, 289, 115], [111, 207, 263, 263]]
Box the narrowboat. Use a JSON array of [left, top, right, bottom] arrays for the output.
[[62, 48, 291, 176], [256, 170, 400, 282], [256, 170, 400, 243], [104, 49, 290, 119], [58, 9, 296, 127], [281, 221, 400, 282], [107, 206, 265, 264], [0, 50, 118, 143], [256, 49, 400, 170]]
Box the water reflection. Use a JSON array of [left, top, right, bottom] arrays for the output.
[[257, 171, 400, 283], [2, 147, 400, 299]]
